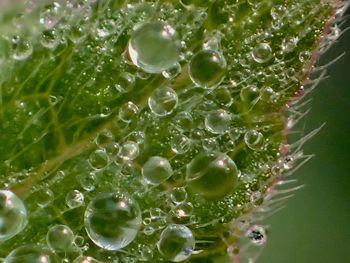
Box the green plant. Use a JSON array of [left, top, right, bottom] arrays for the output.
[[0, 1, 346, 262]]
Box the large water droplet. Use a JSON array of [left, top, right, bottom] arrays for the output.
[[148, 87, 178, 117], [129, 22, 180, 73], [186, 152, 238, 199], [47, 225, 74, 251], [189, 49, 227, 88], [4, 245, 58, 263], [84, 192, 142, 251], [142, 156, 173, 185], [157, 224, 195, 262], [0, 190, 27, 242], [204, 109, 231, 134]]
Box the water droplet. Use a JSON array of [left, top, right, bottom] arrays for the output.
[[74, 235, 85, 247], [142, 156, 173, 185], [95, 129, 114, 147], [118, 141, 139, 161], [37, 188, 54, 208], [170, 187, 187, 204], [80, 172, 96, 192], [252, 43, 273, 63], [143, 226, 155, 236], [139, 246, 153, 261], [40, 2, 62, 29], [67, 25, 86, 44], [88, 149, 109, 170], [129, 22, 181, 73], [84, 192, 142, 251], [115, 73, 135, 93], [40, 29, 60, 49], [162, 63, 182, 79], [119, 101, 139, 123], [244, 130, 264, 150], [66, 190, 84, 208], [148, 87, 178, 117], [281, 37, 298, 53], [204, 109, 231, 134], [157, 224, 195, 262], [12, 37, 33, 61], [186, 152, 238, 199], [299, 50, 311, 62], [47, 224, 74, 251], [202, 137, 217, 151], [245, 225, 267, 246], [240, 85, 259, 102], [189, 49, 226, 88], [174, 112, 193, 131], [170, 134, 191, 154], [95, 19, 116, 38], [73, 256, 99, 263], [174, 202, 193, 218], [4, 245, 58, 263], [0, 190, 27, 241]]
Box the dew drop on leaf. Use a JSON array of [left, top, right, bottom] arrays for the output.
[[0, 190, 27, 242], [189, 49, 227, 88], [142, 156, 173, 185], [129, 22, 181, 73], [157, 224, 195, 262], [84, 192, 142, 251], [46, 224, 74, 251]]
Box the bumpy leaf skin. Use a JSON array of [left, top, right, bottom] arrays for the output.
[[0, 1, 341, 262]]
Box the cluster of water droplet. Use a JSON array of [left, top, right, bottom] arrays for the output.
[[0, 0, 336, 262]]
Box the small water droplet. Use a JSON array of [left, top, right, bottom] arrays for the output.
[[157, 224, 195, 262], [244, 130, 264, 150], [47, 224, 74, 251], [118, 141, 139, 161], [142, 156, 173, 185], [66, 190, 84, 208], [12, 37, 33, 61], [88, 149, 109, 170], [204, 109, 231, 134], [119, 101, 139, 123], [170, 134, 191, 154], [170, 187, 188, 204], [37, 188, 54, 208], [252, 43, 273, 63], [148, 87, 178, 117], [40, 29, 60, 49], [115, 73, 135, 93]]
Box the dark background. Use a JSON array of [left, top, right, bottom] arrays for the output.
[[260, 7, 350, 263]]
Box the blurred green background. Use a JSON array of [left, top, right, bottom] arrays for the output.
[[260, 9, 350, 263]]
